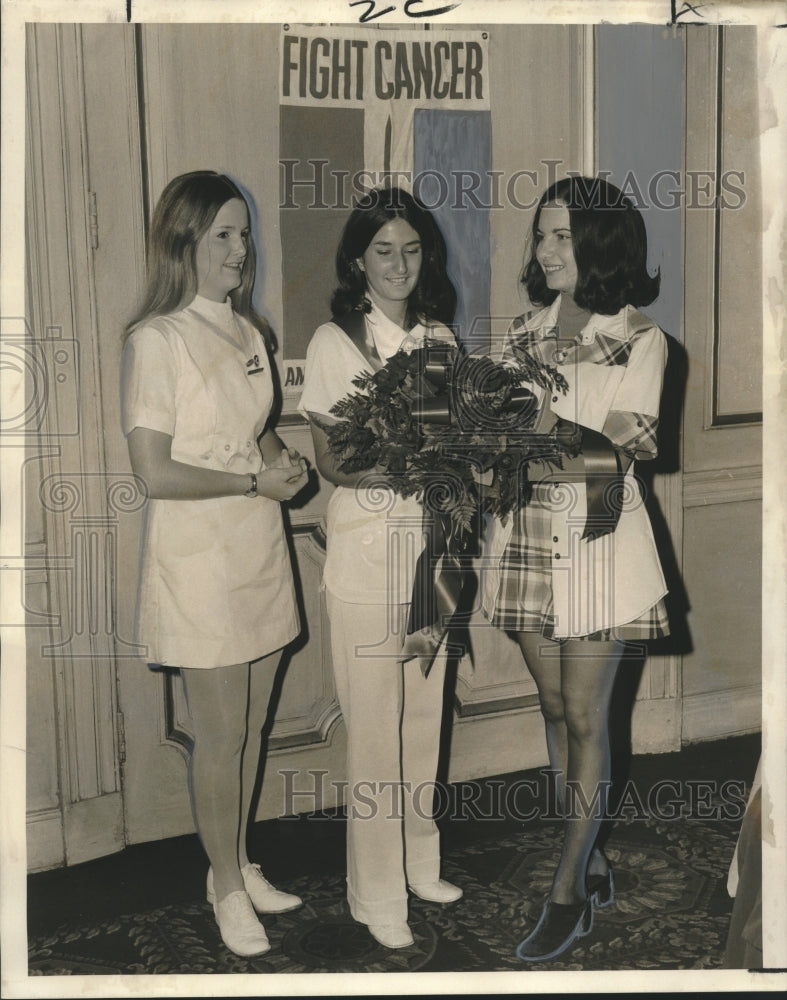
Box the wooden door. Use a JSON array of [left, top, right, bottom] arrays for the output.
[[680, 26, 763, 741], [24, 23, 128, 867]]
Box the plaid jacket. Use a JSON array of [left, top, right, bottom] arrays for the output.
[[502, 299, 665, 461], [482, 298, 669, 637]]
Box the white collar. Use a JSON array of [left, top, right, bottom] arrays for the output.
[[365, 300, 425, 348], [187, 295, 251, 353], [189, 294, 234, 321]]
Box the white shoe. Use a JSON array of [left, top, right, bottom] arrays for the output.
[[410, 879, 463, 903], [368, 921, 415, 949], [206, 864, 303, 914], [213, 890, 270, 957]]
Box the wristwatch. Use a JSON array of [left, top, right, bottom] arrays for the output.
[[244, 473, 258, 498]]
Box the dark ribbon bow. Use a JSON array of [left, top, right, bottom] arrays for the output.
[[404, 347, 544, 673]]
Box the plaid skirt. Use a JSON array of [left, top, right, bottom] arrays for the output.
[[489, 488, 670, 642]]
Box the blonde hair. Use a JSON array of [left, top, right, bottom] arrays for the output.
[[125, 170, 273, 348]]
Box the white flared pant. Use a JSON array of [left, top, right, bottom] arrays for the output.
[[327, 592, 448, 925]]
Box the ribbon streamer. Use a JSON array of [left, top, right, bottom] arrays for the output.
[[400, 507, 465, 676], [578, 426, 624, 541], [334, 307, 384, 371], [551, 419, 624, 540]]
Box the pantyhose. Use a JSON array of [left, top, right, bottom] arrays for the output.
[[180, 653, 280, 903], [516, 634, 624, 905]]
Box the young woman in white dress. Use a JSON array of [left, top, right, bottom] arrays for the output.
[[122, 171, 308, 958]]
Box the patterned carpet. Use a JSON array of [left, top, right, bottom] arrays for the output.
[[27, 736, 759, 976]]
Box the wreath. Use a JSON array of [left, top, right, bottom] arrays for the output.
[[315, 337, 570, 540]]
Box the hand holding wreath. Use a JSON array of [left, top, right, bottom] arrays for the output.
[[314, 338, 570, 539]]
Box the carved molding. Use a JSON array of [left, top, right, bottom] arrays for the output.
[[683, 465, 762, 507], [162, 669, 193, 758], [683, 683, 761, 743], [454, 687, 541, 719], [711, 28, 763, 427], [571, 24, 596, 175], [269, 526, 341, 751]]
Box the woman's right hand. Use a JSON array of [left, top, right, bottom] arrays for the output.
[[257, 464, 309, 501]]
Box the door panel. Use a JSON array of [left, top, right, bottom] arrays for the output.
[[681, 27, 762, 740], [683, 28, 763, 469], [25, 24, 127, 869]]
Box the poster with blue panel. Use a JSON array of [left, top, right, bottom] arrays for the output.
[[279, 25, 490, 394]]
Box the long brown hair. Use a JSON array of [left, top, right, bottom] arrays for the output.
[[331, 186, 456, 330], [125, 171, 273, 347]]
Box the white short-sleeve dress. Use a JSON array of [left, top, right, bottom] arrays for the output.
[[121, 294, 300, 668]]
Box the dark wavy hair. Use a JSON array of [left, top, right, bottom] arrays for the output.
[[125, 170, 273, 347], [331, 186, 456, 330], [521, 176, 660, 315]]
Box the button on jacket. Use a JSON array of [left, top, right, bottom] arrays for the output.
[[482, 297, 669, 638]]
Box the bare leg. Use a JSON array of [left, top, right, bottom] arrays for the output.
[[237, 652, 280, 869], [181, 662, 251, 903]]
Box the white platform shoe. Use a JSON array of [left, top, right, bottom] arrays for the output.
[[367, 921, 415, 949]]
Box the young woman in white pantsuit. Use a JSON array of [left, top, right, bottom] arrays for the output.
[[122, 171, 309, 958], [300, 187, 463, 950]]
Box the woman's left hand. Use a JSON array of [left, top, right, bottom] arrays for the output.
[[271, 446, 308, 480]]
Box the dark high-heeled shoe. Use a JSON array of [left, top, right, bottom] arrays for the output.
[[587, 868, 615, 909], [515, 897, 593, 963]]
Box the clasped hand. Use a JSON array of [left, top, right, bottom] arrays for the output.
[[259, 447, 309, 500]]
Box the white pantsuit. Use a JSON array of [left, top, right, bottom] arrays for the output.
[[327, 595, 446, 925], [299, 304, 457, 927]]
